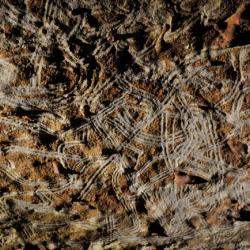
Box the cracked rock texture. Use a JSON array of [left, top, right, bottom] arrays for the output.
[[0, 0, 250, 249]]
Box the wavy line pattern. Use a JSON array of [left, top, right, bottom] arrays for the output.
[[0, 0, 250, 249]]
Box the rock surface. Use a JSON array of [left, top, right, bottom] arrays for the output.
[[0, 0, 250, 249]]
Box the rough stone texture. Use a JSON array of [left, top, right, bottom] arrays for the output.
[[0, 0, 250, 249]]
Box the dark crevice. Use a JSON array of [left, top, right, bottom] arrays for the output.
[[0, 187, 8, 195], [211, 60, 225, 66], [238, 210, 250, 221], [68, 36, 100, 81], [34, 20, 43, 28], [102, 147, 119, 156], [72, 7, 89, 16], [56, 164, 81, 175], [48, 47, 64, 65], [225, 66, 237, 81], [136, 196, 147, 214], [210, 173, 221, 184], [69, 36, 95, 58], [123, 166, 136, 176], [107, 188, 116, 196], [14, 107, 45, 119], [135, 29, 150, 50], [28, 46, 36, 53], [241, 4, 250, 22], [24, 243, 40, 250], [38, 132, 58, 145], [231, 30, 250, 46], [116, 49, 135, 73], [33, 160, 41, 168], [71, 8, 100, 27], [12, 26, 22, 37], [10, 0, 26, 11], [24, 64, 35, 78], [148, 220, 166, 236], [231, 3, 250, 47], [217, 20, 228, 31], [190, 175, 208, 184], [156, 246, 167, 250], [83, 105, 95, 117], [54, 19, 71, 33], [191, 22, 211, 52], [86, 56, 100, 82], [198, 105, 216, 112], [70, 117, 86, 128], [55, 204, 69, 212]]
